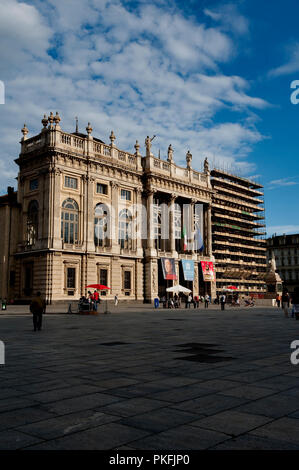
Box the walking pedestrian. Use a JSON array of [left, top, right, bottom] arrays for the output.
[[291, 287, 299, 319], [220, 293, 226, 311], [282, 290, 290, 318], [30, 291, 46, 331], [205, 294, 209, 308], [114, 294, 119, 306], [276, 293, 281, 308], [187, 293, 192, 308]]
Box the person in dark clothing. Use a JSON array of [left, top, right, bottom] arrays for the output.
[[220, 293, 226, 311], [281, 290, 290, 318], [30, 292, 46, 331], [291, 287, 299, 319]]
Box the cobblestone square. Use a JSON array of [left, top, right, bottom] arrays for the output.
[[0, 306, 298, 450]]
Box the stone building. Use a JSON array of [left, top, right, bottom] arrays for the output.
[[0, 113, 215, 304], [266, 233, 299, 294]]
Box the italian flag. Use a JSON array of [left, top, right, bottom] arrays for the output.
[[182, 226, 187, 251]]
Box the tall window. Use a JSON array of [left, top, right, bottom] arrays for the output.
[[61, 198, 79, 244], [174, 203, 181, 252], [96, 183, 108, 195], [94, 204, 109, 247], [65, 176, 78, 189], [119, 209, 132, 249], [194, 203, 204, 253], [121, 189, 131, 201], [27, 200, 39, 246], [67, 267, 76, 295], [124, 271, 131, 290]]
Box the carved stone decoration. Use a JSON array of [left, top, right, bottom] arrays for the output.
[[186, 150, 192, 169], [110, 130, 116, 146], [86, 122, 92, 136], [48, 112, 54, 129], [134, 140, 140, 156], [41, 114, 48, 131], [167, 144, 173, 162], [54, 112, 61, 129], [110, 181, 119, 190], [145, 135, 156, 157], [204, 157, 210, 174], [21, 124, 29, 140]]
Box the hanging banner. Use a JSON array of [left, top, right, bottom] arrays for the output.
[[181, 259, 194, 281], [200, 261, 215, 281], [161, 258, 177, 280]]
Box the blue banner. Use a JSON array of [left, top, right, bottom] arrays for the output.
[[181, 259, 194, 281]]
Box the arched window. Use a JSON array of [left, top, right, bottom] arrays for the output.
[[61, 198, 79, 244], [27, 200, 39, 246], [94, 203, 110, 247], [118, 209, 132, 249]]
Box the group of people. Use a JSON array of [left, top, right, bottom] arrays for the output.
[[277, 288, 299, 318], [79, 290, 101, 312], [161, 293, 212, 309]]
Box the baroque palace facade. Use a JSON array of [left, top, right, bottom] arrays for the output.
[[0, 112, 217, 304]]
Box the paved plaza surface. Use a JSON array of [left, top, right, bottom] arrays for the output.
[[1, 305, 299, 450]]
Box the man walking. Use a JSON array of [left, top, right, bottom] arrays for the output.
[[30, 292, 46, 332], [220, 293, 226, 311], [204, 294, 209, 308]]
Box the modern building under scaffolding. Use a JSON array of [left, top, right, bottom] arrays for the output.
[[210, 169, 267, 297]]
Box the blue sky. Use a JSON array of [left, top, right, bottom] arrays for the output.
[[0, 0, 299, 236]]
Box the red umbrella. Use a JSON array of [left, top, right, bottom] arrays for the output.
[[85, 284, 111, 290], [228, 286, 238, 290]]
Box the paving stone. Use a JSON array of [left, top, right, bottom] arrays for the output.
[[97, 397, 168, 417], [16, 410, 119, 439], [233, 394, 299, 418], [0, 407, 56, 431], [25, 423, 151, 450], [43, 393, 123, 415], [212, 434, 299, 450], [0, 430, 43, 450], [132, 424, 229, 450], [249, 417, 299, 445], [119, 407, 202, 433], [220, 384, 278, 400], [190, 410, 273, 436]]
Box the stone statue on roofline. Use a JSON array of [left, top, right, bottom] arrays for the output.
[[145, 135, 156, 157], [204, 157, 210, 174]]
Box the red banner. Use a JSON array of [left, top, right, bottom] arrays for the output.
[[200, 261, 215, 282]]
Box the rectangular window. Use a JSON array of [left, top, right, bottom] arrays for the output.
[[100, 269, 108, 286], [96, 183, 108, 195], [124, 271, 131, 290], [29, 179, 38, 191], [67, 268, 76, 289], [65, 176, 78, 189], [121, 189, 131, 201]]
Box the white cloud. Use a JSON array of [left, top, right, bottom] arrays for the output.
[[0, 0, 268, 194], [204, 4, 249, 36], [267, 177, 299, 189], [269, 43, 299, 77]]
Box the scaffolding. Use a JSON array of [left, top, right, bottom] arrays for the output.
[[211, 169, 267, 295]]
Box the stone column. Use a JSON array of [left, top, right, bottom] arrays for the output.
[[85, 175, 95, 252], [110, 182, 120, 253], [190, 199, 196, 254], [207, 203, 212, 257], [146, 189, 155, 252], [169, 194, 176, 254], [51, 168, 62, 250], [135, 187, 143, 257]]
